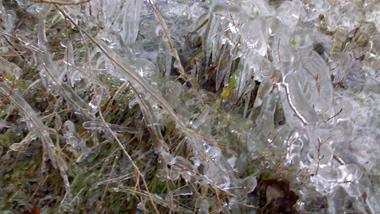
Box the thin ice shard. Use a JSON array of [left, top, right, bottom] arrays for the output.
[[122, 0, 144, 44]]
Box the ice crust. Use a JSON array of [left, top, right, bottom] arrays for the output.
[[0, 0, 379, 213]]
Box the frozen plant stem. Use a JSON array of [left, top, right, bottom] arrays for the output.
[[281, 82, 307, 125], [313, 134, 337, 176], [0, 77, 15, 104], [147, 0, 208, 115], [41, 63, 94, 120], [314, 138, 327, 176], [0, 83, 71, 194], [55, 3, 225, 168], [89, 59, 161, 214], [130, 82, 169, 152], [275, 128, 306, 173], [55, 4, 242, 211]]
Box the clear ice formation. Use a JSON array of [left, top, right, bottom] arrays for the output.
[[0, 0, 379, 213]]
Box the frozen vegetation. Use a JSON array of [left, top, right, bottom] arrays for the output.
[[0, 0, 379, 213]]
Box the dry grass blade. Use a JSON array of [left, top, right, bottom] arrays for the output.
[[92, 90, 161, 213], [113, 187, 194, 213]]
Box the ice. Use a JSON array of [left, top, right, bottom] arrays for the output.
[[122, 0, 144, 45], [331, 53, 353, 83], [291, 27, 314, 49], [228, 197, 241, 214], [63, 120, 90, 162], [301, 54, 334, 116], [337, 164, 364, 196], [2, 0, 379, 213], [83, 120, 142, 134], [240, 175, 257, 194], [312, 167, 339, 193], [281, 73, 319, 126], [161, 3, 189, 19], [254, 93, 277, 135], [99, 0, 143, 45], [202, 146, 233, 189], [276, 0, 302, 29], [197, 198, 210, 214], [234, 157, 248, 176], [242, 17, 268, 57], [365, 3, 380, 29], [272, 24, 294, 63], [0, 82, 70, 192], [253, 77, 273, 108]]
